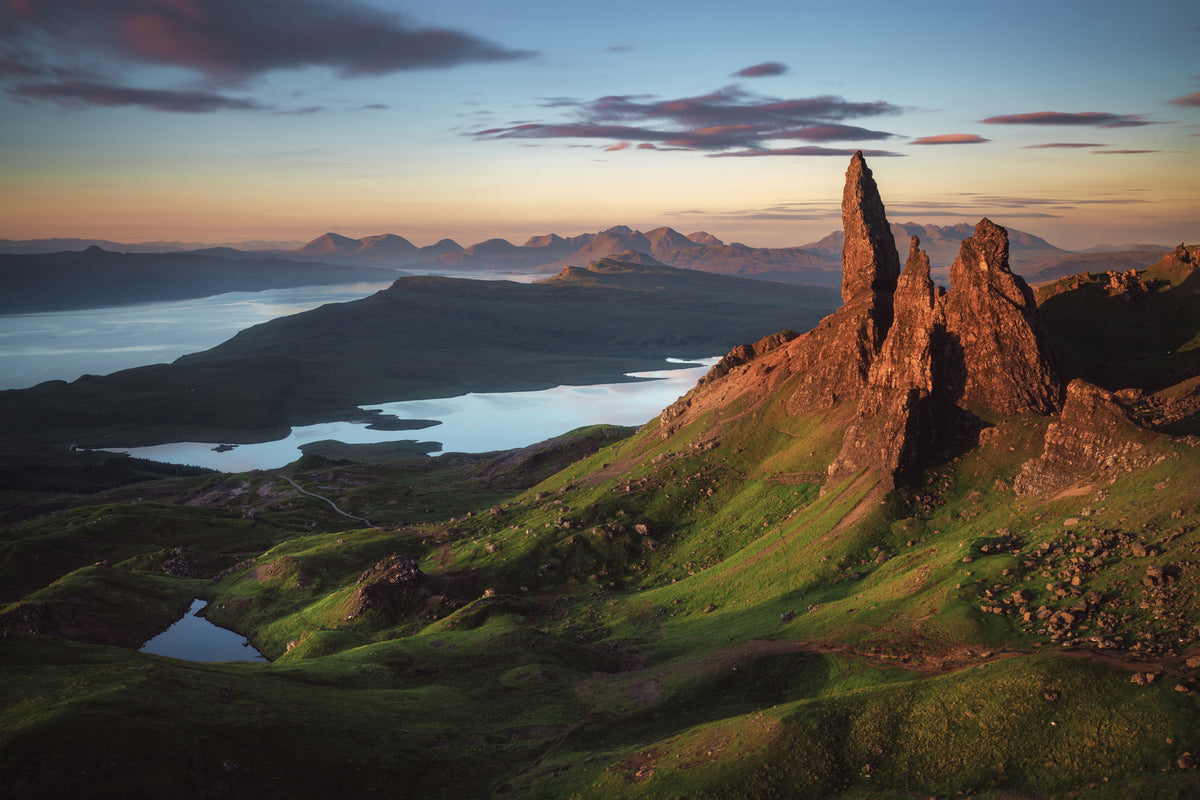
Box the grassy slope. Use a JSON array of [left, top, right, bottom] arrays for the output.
[[2, 261, 1199, 798]]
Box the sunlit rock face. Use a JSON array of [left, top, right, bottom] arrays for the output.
[[657, 152, 1065, 490], [940, 217, 1063, 416]]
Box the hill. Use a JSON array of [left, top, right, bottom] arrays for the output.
[[0, 258, 840, 447], [1, 155, 1198, 799]]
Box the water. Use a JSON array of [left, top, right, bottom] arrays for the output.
[[0, 271, 544, 391], [109, 358, 717, 472], [139, 598, 268, 662]]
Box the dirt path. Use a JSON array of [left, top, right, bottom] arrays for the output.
[[280, 475, 372, 527]]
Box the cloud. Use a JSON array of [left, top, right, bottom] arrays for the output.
[[605, 142, 631, 152], [472, 85, 904, 154], [10, 80, 263, 112], [709, 146, 902, 158], [1170, 91, 1200, 107], [732, 62, 787, 78], [910, 134, 990, 145], [2, 0, 534, 110], [8, 0, 534, 80], [981, 111, 1155, 128], [779, 124, 895, 142], [1093, 149, 1159, 155], [605, 45, 635, 54], [1023, 142, 1105, 149]]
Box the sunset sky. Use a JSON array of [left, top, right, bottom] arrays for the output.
[[2, 0, 1197, 250]]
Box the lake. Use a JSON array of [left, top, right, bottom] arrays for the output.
[[1, 274, 718, 470], [139, 598, 267, 662], [109, 357, 717, 471], [0, 271, 543, 391]]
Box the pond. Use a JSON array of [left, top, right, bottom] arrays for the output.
[[139, 598, 268, 663]]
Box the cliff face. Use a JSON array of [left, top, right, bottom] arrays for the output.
[[941, 218, 1063, 415], [661, 151, 1064, 489]]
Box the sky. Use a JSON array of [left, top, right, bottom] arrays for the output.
[[1, 0, 1197, 251]]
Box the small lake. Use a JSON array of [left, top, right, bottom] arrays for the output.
[[139, 598, 268, 662], [109, 358, 718, 472]]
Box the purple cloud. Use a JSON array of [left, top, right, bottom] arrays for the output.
[[1023, 142, 1105, 149], [733, 62, 788, 78], [472, 85, 903, 154], [981, 111, 1155, 128], [1093, 150, 1158, 155], [2, 0, 534, 111], [1170, 91, 1200, 107], [10, 80, 263, 112], [910, 134, 990, 145], [6, 0, 534, 81], [709, 146, 902, 158]]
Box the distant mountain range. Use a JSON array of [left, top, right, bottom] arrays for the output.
[[282, 225, 842, 286], [280, 223, 1172, 285], [0, 237, 303, 254], [0, 224, 1174, 312]]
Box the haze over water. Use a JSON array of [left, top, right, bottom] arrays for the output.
[[0, 272, 542, 391]]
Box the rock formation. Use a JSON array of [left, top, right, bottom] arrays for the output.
[[1014, 380, 1167, 496], [785, 151, 900, 412], [346, 553, 427, 620], [827, 237, 940, 484], [660, 151, 1065, 490], [940, 218, 1063, 415]]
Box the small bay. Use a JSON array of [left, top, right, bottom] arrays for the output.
[[109, 358, 717, 472]]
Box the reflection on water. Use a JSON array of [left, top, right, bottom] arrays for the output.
[[139, 599, 267, 663], [0, 282, 395, 390], [0, 271, 544, 391], [109, 358, 718, 472]]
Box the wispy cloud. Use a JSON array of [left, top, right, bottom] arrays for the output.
[[709, 146, 901, 158], [10, 80, 263, 112], [910, 134, 990, 145], [2, 0, 534, 111], [1169, 91, 1200, 107], [981, 111, 1155, 128], [1093, 149, 1159, 155], [472, 84, 904, 155], [1023, 142, 1105, 149], [732, 62, 787, 78]]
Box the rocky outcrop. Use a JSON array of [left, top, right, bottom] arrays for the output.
[[1014, 380, 1168, 496], [785, 151, 899, 412], [940, 218, 1062, 415], [827, 237, 940, 485], [346, 553, 427, 620]]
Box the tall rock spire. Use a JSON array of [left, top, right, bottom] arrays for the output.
[[840, 151, 901, 305], [827, 237, 940, 487], [785, 152, 899, 411]]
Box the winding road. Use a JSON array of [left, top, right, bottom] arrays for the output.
[[280, 475, 372, 527]]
